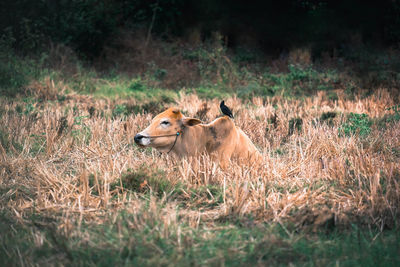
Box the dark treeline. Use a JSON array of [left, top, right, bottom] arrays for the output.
[[1, 0, 399, 57]]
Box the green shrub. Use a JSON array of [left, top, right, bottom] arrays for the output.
[[0, 41, 31, 97], [189, 86, 230, 100], [259, 65, 339, 97], [112, 104, 128, 118], [339, 113, 372, 137], [128, 79, 146, 92], [237, 82, 275, 99], [233, 47, 259, 63], [0, 32, 50, 97], [319, 111, 337, 126], [287, 64, 315, 81]]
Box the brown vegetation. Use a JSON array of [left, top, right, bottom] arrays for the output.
[[1, 89, 399, 236]]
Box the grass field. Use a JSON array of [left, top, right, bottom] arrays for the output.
[[1, 78, 400, 265], [1, 39, 400, 265]]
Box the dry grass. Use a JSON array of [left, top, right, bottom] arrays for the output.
[[0, 89, 400, 264]]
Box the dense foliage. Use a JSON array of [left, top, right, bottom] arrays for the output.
[[1, 0, 399, 57]]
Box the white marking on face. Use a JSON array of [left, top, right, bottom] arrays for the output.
[[138, 131, 151, 146], [141, 136, 150, 146], [160, 118, 170, 129]]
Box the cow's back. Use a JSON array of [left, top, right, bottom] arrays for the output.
[[204, 117, 261, 167]]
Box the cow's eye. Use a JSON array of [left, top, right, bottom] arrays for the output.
[[160, 121, 170, 126]]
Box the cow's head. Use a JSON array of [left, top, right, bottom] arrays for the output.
[[134, 107, 202, 152]]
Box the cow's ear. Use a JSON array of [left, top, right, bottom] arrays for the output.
[[182, 118, 202, 126]]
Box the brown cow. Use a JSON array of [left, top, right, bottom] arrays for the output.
[[134, 107, 261, 169]]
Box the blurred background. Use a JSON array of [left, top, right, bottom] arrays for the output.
[[1, 0, 399, 98]]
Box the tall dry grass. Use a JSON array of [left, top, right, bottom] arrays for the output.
[[0, 89, 399, 240]]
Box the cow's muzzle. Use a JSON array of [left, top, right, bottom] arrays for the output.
[[134, 134, 144, 143], [134, 133, 150, 146]]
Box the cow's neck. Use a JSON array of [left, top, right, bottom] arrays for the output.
[[171, 124, 207, 157]]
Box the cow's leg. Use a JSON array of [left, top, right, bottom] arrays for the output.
[[219, 157, 229, 170], [217, 146, 235, 170], [189, 156, 200, 173]]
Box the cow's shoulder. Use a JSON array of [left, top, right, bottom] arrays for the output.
[[208, 116, 234, 128], [203, 117, 235, 144]]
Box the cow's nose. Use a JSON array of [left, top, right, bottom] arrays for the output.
[[134, 134, 144, 143]]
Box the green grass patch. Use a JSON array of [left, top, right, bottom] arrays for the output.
[[1, 209, 399, 266], [339, 113, 372, 137], [187, 86, 232, 100], [260, 64, 338, 98], [188, 184, 224, 208], [91, 77, 178, 101], [111, 165, 180, 197]]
